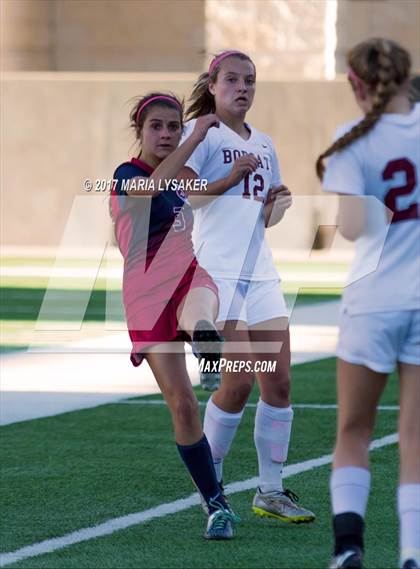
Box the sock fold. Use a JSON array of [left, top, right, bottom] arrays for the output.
[[330, 466, 371, 517]]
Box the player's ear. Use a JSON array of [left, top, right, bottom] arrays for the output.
[[208, 82, 216, 96]]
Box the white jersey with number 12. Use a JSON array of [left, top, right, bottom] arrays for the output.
[[182, 119, 282, 281]]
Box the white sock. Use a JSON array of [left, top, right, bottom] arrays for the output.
[[398, 484, 420, 566], [254, 399, 293, 493], [330, 466, 371, 517], [203, 397, 244, 483]]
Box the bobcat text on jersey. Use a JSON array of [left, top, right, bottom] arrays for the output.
[[222, 148, 271, 170]]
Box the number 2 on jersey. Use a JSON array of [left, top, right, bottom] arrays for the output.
[[383, 158, 418, 223], [243, 173, 265, 202]]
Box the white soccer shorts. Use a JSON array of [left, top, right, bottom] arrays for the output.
[[214, 278, 288, 326], [337, 308, 420, 373]]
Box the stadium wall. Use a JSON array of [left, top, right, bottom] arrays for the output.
[[0, 0, 206, 72], [1, 73, 359, 249]]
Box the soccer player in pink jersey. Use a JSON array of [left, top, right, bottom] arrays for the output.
[[110, 92, 240, 539], [317, 39, 420, 569]]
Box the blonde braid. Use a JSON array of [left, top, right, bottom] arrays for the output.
[[316, 38, 408, 180]]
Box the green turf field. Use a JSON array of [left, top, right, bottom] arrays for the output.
[[1, 257, 400, 568], [1, 255, 343, 351], [1, 359, 400, 569]]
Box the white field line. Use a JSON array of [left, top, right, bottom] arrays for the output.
[[115, 399, 399, 411], [0, 433, 398, 568]]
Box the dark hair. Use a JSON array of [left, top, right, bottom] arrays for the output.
[[186, 52, 255, 120], [109, 93, 184, 222], [316, 38, 412, 180], [129, 92, 184, 141]]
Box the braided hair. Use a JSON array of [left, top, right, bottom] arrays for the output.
[[316, 38, 411, 180]]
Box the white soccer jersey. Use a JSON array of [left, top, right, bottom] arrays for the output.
[[182, 119, 281, 280], [324, 103, 420, 314]]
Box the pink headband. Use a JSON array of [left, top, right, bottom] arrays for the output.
[[208, 50, 248, 75], [347, 67, 364, 94], [347, 67, 364, 98], [136, 96, 182, 123]]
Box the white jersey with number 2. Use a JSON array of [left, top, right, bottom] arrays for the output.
[[182, 119, 281, 281], [323, 103, 420, 314]]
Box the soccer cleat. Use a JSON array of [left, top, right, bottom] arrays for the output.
[[204, 500, 239, 540], [402, 561, 419, 569], [329, 547, 363, 568], [252, 487, 316, 524], [192, 320, 224, 391]]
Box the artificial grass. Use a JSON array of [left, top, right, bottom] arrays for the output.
[[1, 358, 399, 569]]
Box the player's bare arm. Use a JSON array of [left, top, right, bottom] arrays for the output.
[[179, 154, 259, 208], [264, 185, 292, 227], [336, 194, 365, 241], [125, 114, 219, 197]]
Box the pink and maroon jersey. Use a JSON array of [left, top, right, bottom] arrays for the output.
[[110, 158, 197, 326]]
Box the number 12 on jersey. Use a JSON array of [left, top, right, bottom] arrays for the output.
[[243, 173, 265, 202]]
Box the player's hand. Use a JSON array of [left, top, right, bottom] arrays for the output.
[[226, 154, 259, 187], [265, 184, 292, 209], [191, 114, 220, 142]]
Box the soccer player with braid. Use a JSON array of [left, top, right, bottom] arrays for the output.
[[318, 39, 419, 569]]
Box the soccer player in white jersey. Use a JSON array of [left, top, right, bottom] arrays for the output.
[[178, 50, 315, 524], [317, 39, 420, 569]]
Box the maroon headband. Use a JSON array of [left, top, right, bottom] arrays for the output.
[[135, 96, 182, 123], [208, 50, 249, 75]]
